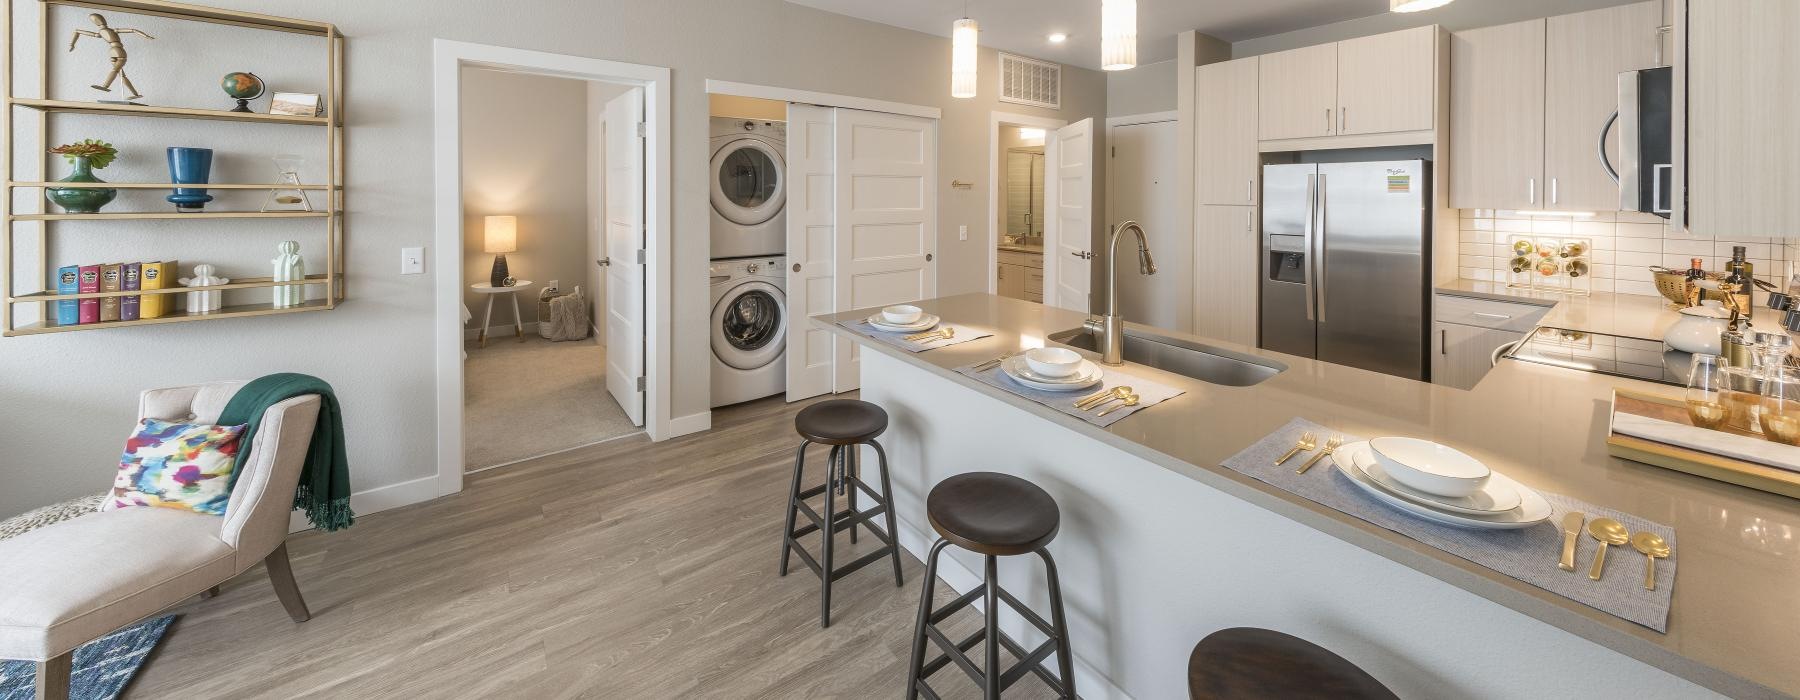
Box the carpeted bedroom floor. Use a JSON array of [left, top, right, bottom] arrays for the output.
[[463, 335, 640, 470]]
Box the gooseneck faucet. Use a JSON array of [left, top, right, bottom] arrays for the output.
[[1083, 220, 1157, 365]]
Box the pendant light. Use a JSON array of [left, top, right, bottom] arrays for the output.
[[1390, 0, 1454, 12], [951, 1, 978, 99], [1100, 0, 1136, 71]]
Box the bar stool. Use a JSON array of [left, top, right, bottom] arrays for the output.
[[1187, 627, 1398, 700], [905, 472, 1075, 700], [779, 399, 905, 628]]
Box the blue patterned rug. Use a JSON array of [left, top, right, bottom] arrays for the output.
[[0, 616, 174, 700]]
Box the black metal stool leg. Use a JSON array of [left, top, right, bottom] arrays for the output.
[[820, 445, 841, 628], [907, 538, 952, 700], [983, 554, 1001, 699], [846, 445, 860, 544], [1038, 548, 1077, 699], [870, 440, 904, 587], [779, 440, 810, 577]]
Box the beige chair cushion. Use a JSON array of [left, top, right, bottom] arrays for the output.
[[0, 507, 233, 661]]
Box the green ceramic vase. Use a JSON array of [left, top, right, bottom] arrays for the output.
[[46, 156, 117, 214]]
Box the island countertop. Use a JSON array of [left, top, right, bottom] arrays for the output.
[[818, 293, 1800, 699]]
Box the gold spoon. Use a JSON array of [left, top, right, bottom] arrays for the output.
[[1077, 386, 1131, 410], [907, 327, 954, 343], [1631, 531, 1671, 591], [1095, 394, 1140, 417], [1587, 518, 1631, 581]]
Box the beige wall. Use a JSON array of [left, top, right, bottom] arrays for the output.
[[1107, 59, 1176, 116], [0, 0, 1106, 519], [460, 68, 592, 330]]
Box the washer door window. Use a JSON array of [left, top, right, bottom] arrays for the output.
[[711, 281, 787, 370], [710, 138, 786, 226]]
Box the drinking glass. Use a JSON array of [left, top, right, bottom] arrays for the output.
[[1686, 354, 1730, 430], [1761, 367, 1800, 446]]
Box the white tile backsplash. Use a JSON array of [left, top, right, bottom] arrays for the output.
[[1458, 210, 1788, 297]]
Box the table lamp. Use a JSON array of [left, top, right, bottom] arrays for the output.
[[484, 215, 517, 286]]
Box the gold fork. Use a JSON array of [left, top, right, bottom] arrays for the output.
[[906, 327, 954, 343], [1296, 435, 1343, 474], [1274, 432, 1316, 466]]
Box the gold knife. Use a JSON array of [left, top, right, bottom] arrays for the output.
[[1558, 511, 1585, 572]]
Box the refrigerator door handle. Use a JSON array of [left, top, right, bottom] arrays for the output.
[[1315, 173, 1327, 325], [1303, 173, 1317, 322]]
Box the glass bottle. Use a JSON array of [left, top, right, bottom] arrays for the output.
[[1685, 257, 1706, 307]]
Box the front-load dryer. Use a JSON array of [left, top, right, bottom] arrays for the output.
[[710, 255, 787, 407], [710, 117, 787, 260]]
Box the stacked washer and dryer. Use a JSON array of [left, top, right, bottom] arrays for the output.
[[709, 117, 790, 407]]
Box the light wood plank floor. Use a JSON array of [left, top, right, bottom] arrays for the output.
[[128, 393, 1063, 699]]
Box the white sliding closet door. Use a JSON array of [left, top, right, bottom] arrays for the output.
[[833, 108, 938, 392], [1045, 118, 1094, 313], [785, 104, 837, 401]]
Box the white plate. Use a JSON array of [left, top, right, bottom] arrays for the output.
[[1331, 441, 1550, 530], [1352, 449, 1522, 515], [866, 313, 939, 333], [1000, 356, 1103, 392]]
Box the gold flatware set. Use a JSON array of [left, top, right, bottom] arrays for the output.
[[971, 352, 1017, 372], [1074, 386, 1139, 414], [1295, 435, 1342, 474], [1275, 432, 1317, 465], [905, 327, 954, 343], [1556, 512, 1671, 589], [1278, 432, 1345, 474]]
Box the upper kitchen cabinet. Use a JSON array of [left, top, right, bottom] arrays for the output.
[[1450, 19, 1546, 210], [1685, 0, 1800, 237], [1544, 2, 1662, 212], [1197, 57, 1259, 206], [1336, 26, 1437, 136], [1258, 43, 1338, 141]]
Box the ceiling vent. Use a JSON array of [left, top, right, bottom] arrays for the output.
[[998, 52, 1061, 110]]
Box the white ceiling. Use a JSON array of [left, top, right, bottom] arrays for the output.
[[785, 0, 1393, 70]]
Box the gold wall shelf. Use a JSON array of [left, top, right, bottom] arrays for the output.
[[14, 211, 334, 221], [7, 181, 335, 190], [7, 299, 331, 336], [8, 98, 332, 125]]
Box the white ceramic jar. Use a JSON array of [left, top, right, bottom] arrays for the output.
[[1664, 301, 1732, 355]]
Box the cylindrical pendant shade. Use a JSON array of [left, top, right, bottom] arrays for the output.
[[484, 215, 518, 254], [951, 17, 979, 99], [1390, 0, 1454, 12], [1100, 0, 1136, 71]]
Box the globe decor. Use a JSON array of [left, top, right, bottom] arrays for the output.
[[45, 140, 119, 214], [221, 71, 265, 112]]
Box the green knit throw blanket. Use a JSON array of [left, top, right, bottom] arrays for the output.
[[220, 373, 355, 531]]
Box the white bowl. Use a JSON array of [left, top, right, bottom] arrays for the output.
[[1367, 437, 1491, 498], [1023, 347, 1084, 378], [881, 305, 923, 325]]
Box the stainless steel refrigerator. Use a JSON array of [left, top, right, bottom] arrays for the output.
[[1259, 160, 1430, 380]]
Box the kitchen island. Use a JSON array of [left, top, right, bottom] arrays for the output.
[[819, 294, 1799, 700]]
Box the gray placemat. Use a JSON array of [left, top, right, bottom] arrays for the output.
[[1225, 417, 1677, 632], [955, 359, 1185, 428], [838, 320, 993, 353]]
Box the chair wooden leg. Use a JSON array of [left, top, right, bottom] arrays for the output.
[[200, 584, 222, 599], [264, 542, 312, 623], [35, 651, 71, 700]]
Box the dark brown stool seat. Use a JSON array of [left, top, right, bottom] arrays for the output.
[[794, 399, 888, 445], [927, 472, 1060, 556], [1188, 627, 1398, 700]]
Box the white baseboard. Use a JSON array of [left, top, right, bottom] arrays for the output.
[[287, 474, 439, 534], [668, 411, 711, 439], [463, 321, 539, 341]]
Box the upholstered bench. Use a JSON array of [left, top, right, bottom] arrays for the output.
[[0, 382, 321, 700]]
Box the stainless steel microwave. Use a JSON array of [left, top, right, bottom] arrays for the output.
[[1603, 66, 1673, 218]]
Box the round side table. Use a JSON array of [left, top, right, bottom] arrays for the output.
[[470, 280, 533, 347]]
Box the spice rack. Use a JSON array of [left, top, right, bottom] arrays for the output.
[[2, 0, 344, 336]]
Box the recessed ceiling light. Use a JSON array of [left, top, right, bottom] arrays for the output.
[[1047, 32, 1068, 43]]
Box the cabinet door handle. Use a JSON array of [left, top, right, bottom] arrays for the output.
[[1528, 178, 1537, 205], [1472, 312, 1512, 320], [1339, 107, 1346, 133], [1550, 177, 1559, 205], [1325, 108, 1333, 134], [1441, 329, 1448, 355], [1246, 179, 1254, 203]]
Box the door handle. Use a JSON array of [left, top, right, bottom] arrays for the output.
[[1302, 174, 1316, 323], [1246, 178, 1254, 203], [1440, 329, 1448, 355], [1339, 107, 1346, 133], [1324, 108, 1332, 135], [1528, 178, 1536, 205], [1071, 250, 1094, 260], [792, 263, 801, 272], [596, 257, 610, 267], [1315, 173, 1327, 325], [1550, 177, 1559, 205], [926, 253, 934, 262]]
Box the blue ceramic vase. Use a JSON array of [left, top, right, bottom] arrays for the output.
[[166, 147, 215, 212]]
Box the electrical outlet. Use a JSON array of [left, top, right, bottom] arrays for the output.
[[400, 246, 425, 275], [547, 279, 559, 291], [958, 225, 968, 241]]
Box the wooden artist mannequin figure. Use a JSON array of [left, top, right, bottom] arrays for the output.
[[69, 13, 154, 101]]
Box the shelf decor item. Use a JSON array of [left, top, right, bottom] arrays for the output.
[[165, 146, 215, 211], [269, 92, 323, 117], [272, 241, 305, 308], [45, 139, 119, 213], [179, 263, 229, 313], [1504, 235, 1591, 296], [484, 215, 518, 288], [221, 71, 265, 112], [261, 154, 313, 212], [67, 13, 154, 102]]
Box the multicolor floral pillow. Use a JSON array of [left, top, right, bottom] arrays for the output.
[[106, 418, 247, 515]]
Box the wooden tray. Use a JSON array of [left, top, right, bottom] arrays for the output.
[[1607, 389, 1800, 499]]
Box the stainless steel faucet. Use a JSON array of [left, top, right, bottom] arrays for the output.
[[1083, 220, 1157, 365]]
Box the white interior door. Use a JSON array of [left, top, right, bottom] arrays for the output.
[[785, 103, 836, 401], [1045, 118, 1094, 313], [1108, 120, 1185, 331], [603, 88, 645, 426], [586, 93, 609, 344], [834, 108, 938, 392]]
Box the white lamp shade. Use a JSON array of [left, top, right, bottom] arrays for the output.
[[1390, 0, 1454, 12], [951, 18, 979, 99], [484, 215, 518, 254], [1100, 0, 1136, 71]]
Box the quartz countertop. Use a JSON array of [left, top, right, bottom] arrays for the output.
[[1435, 279, 1787, 340], [997, 243, 1044, 254], [818, 294, 1800, 699]]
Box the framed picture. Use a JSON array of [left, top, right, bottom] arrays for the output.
[[269, 92, 323, 117]]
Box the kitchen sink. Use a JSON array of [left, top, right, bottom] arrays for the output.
[[1049, 327, 1287, 387]]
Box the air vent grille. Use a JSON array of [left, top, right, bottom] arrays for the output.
[[999, 52, 1061, 109]]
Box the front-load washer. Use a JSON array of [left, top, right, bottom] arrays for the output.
[[710, 117, 787, 260], [710, 255, 787, 407]]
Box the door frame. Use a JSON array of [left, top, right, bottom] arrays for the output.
[[988, 111, 1066, 294], [432, 39, 673, 497]]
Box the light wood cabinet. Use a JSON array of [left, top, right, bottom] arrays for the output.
[[1258, 43, 1338, 141], [1335, 26, 1437, 136], [1193, 205, 1258, 346], [996, 249, 1043, 301], [1432, 321, 1524, 390], [1545, 2, 1661, 212], [1197, 57, 1259, 206], [1686, 0, 1800, 237], [998, 263, 1026, 300], [1450, 19, 1546, 210]]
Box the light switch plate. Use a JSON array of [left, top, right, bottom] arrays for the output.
[[959, 225, 968, 241], [400, 246, 425, 275]]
